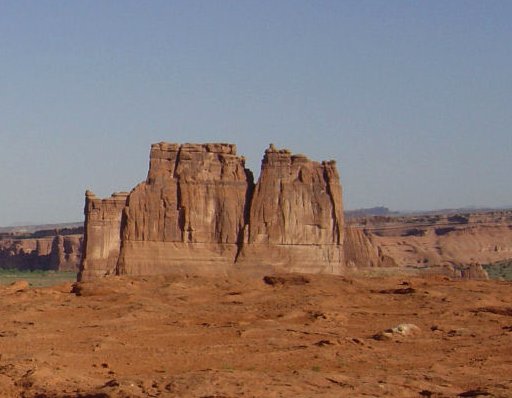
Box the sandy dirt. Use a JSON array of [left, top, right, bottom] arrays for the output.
[[0, 273, 511, 397]]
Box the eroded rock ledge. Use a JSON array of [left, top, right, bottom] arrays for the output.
[[78, 143, 344, 280]]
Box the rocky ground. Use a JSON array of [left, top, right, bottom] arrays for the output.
[[0, 272, 511, 397]]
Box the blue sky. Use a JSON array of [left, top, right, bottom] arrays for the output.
[[1, 1, 511, 225]]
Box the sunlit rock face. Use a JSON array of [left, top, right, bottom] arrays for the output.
[[78, 142, 345, 280], [116, 142, 253, 276], [236, 145, 344, 274], [78, 191, 128, 281]]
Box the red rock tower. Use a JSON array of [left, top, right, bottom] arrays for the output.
[[78, 142, 344, 280], [237, 144, 344, 274]]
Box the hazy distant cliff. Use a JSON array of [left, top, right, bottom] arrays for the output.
[[79, 143, 345, 280], [347, 211, 512, 279], [354, 211, 512, 266], [0, 227, 83, 271]]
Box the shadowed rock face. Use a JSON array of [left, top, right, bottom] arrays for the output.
[[78, 142, 344, 280], [0, 233, 82, 271]]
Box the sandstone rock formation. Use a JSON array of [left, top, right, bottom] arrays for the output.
[[343, 210, 512, 279], [0, 228, 83, 271], [80, 191, 128, 279], [343, 226, 383, 268], [116, 143, 253, 276], [437, 263, 489, 280], [237, 145, 344, 274], [49, 234, 83, 271], [78, 143, 344, 280]]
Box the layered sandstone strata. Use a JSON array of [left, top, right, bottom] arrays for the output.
[[79, 142, 345, 280]]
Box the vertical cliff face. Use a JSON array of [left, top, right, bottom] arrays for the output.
[[78, 191, 128, 281], [343, 226, 382, 268], [237, 145, 344, 274], [79, 142, 345, 279], [122, 142, 251, 244], [117, 143, 253, 275], [49, 235, 83, 271]]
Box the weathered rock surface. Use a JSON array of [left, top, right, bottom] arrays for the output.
[[115, 143, 253, 277], [343, 225, 383, 268], [80, 191, 128, 279], [79, 143, 345, 280], [237, 145, 344, 273], [373, 323, 421, 340], [1, 274, 511, 397], [438, 263, 490, 280]]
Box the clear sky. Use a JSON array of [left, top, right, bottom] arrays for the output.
[[1, 1, 511, 225]]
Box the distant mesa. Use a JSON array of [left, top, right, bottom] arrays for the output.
[[78, 143, 345, 280], [0, 225, 83, 271], [345, 206, 398, 219]]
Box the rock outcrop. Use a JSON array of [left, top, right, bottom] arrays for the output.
[[343, 226, 383, 268], [116, 143, 253, 276], [78, 143, 345, 280], [80, 191, 128, 279], [0, 229, 83, 271], [236, 145, 344, 274], [352, 211, 512, 272], [438, 263, 489, 280]]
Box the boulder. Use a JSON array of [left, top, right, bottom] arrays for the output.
[[373, 323, 421, 340]]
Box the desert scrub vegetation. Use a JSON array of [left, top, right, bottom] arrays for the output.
[[0, 269, 76, 287], [483, 259, 512, 281]]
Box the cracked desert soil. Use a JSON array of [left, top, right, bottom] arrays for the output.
[[0, 272, 511, 397]]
